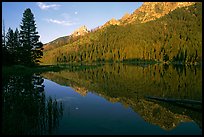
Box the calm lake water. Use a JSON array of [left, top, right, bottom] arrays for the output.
[[2, 63, 202, 135]]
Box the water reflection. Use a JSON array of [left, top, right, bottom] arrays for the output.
[[41, 63, 202, 131], [2, 73, 64, 135]]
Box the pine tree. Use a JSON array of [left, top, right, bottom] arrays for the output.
[[2, 20, 6, 48], [2, 20, 9, 65], [6, 28, 15, 64], [19, 8, 43, 66], [13, 28, 21, 64]]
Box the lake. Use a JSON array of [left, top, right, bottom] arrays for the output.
[[2, 63, 202, 135]]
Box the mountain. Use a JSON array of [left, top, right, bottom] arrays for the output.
[[42, 2, 195, 51], [43, 25, 89, 52], [100, 18, 120, 29], [121, 2, 196, 24], [72, 25, 89, 37], [43, 36, 70, 51], [97, 2, 196, 29], [120, 13, 131, 22], [40, 2, 201, 65]]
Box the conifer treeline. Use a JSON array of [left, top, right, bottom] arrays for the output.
[[41, 3, 202, 65], [2, 8, 43, 66]]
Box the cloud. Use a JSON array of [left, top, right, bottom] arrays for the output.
[[46, 18, 75, 26], [37, 2, 61, 10]]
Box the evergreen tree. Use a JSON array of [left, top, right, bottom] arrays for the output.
[[19, 8, 43, 66], [5, 28, 21, 64], [2, 20, 8, 65], [6, 28, 15, 64], [13, 28, 21, 64], [2, 20, 6, 48]]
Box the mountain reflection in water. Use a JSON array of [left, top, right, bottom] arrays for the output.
[[41, 63, 202, 133], [2, 63, 202, 135]]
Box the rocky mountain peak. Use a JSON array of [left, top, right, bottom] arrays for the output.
[[122, 2, 196, 24], [100, 18, 120, 29], [121, 13, 130, 21], [109, 18, 120, 25], [138, 2, 195, 13], [72, 25, 89, 37]]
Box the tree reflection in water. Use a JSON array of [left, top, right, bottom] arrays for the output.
[[2, 73, 64, 135], [41, 63, 202, 130]]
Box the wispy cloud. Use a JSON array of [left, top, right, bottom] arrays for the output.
[[46, 18, 75, 26], [37, 2, 61, 10]]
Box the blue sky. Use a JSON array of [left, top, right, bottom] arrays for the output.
[[2, 2, 143, 44]]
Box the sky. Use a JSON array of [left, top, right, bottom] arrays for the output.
[[2, 2, 143, 44]]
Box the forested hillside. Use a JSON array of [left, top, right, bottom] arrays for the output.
[[40, 2, 202, 65]]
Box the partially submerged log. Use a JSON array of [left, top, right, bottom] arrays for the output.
[[145, 96, 202, 111], [145, 96, 202, 105]]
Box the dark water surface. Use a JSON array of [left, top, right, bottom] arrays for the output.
[[2, 64, 202, 135]]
